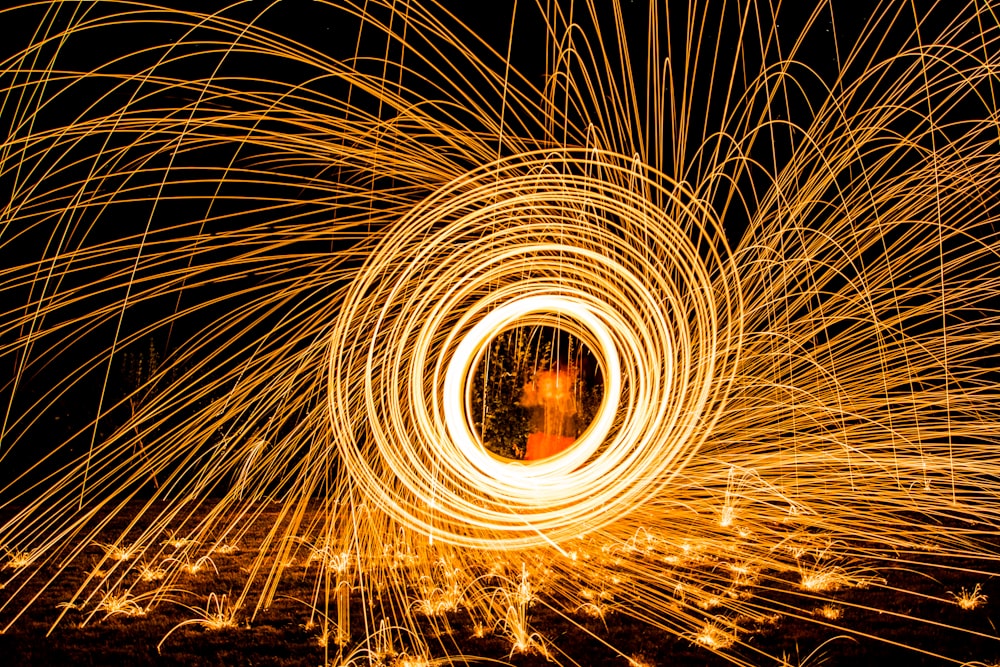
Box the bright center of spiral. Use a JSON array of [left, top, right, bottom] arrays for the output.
[[443, 295, 621, 481]]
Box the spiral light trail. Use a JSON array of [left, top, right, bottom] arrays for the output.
[[328, 150, 739, 549], [0, 1, 999, 665]]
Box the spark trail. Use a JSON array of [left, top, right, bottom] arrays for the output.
[[1, 1, 1000, 664]]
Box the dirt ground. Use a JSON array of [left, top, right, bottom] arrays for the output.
[[1, 502, 998, 667]]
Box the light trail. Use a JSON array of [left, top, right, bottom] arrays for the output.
[[0, 1, 998, 664], [327, 150, 739, 551]]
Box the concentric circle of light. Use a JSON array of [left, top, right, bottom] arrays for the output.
[[327, 148, 740, 549]]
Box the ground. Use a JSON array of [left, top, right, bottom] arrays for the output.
[[1, 502, 998, 666]]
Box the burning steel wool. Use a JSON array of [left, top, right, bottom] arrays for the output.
[[1, 1, 1000, 665]]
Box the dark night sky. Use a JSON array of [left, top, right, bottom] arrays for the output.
[[0, 1, 947, 494]]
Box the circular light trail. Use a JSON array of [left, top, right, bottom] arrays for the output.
[[0, 3, 999, 664], [326, 150, 741, 548]]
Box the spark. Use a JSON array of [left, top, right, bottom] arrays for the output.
[[2, 548, 39, 571], [951, 584, 988, 611], [157, 593, 240, 653], [94, 590, 148, 619], [95, 543, 142, 563], [0, 1, 999, 665]]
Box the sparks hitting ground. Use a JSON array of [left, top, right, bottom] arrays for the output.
[[1, 2, 1000, 665]]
